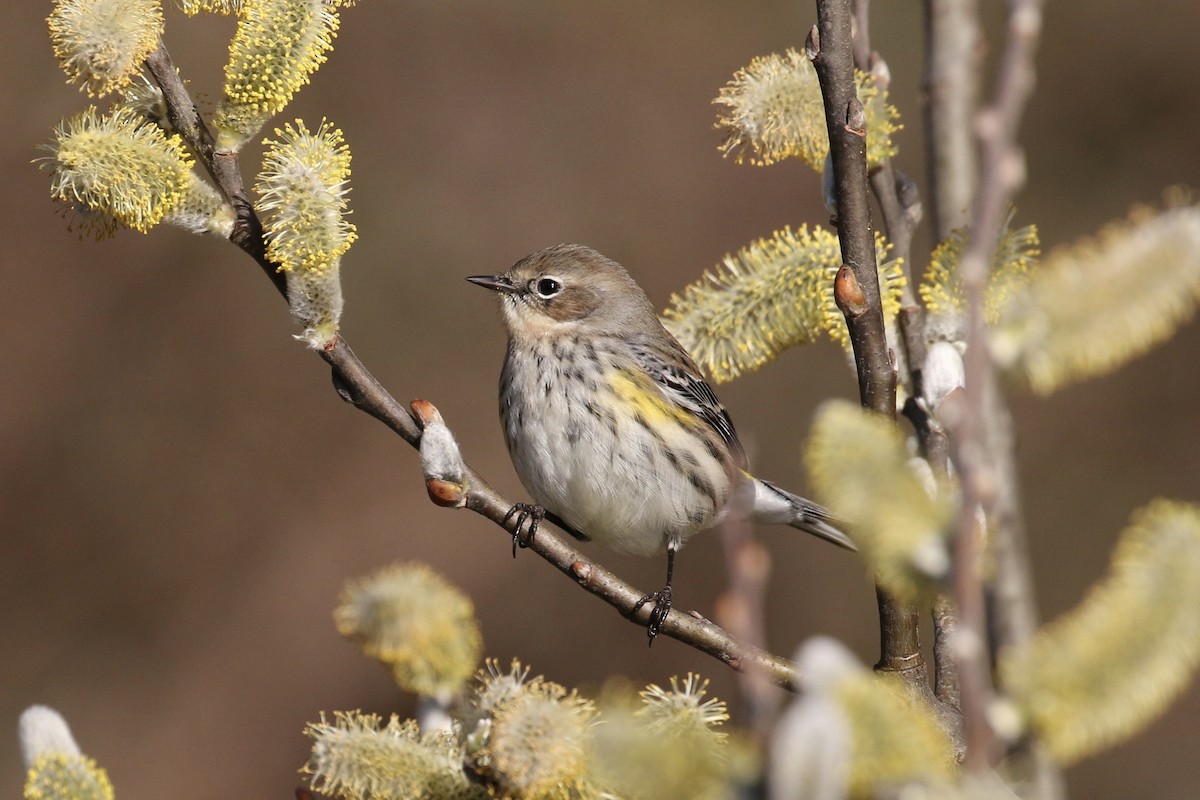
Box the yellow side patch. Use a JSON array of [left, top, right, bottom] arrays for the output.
[[606, 370, 695, 427]]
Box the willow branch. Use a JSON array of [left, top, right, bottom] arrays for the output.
[[912, 0, 979, 738], [141, 40, 805, 692], [922, 0, 979, 242], [961, 0, 1045, 657], [807, 9, 894, 417], [838, 1, 926, 401], [812, 1, 939, 703], [849, 0, 871, 70], [715, 512, 781, 737], [848, 2, 930, 430], [865, 67, 927, 401], [932, 595, 962, 706], [144, 41, 285, 296], [942, 396, 996, 773], [948, 0, 1059, 791]]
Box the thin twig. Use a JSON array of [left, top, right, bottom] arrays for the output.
[[849, 0, 871, 70], [715, 511, 781, 737], [914, 0, 982, 740], [958, 0, 1046, 656], [142, 41, 807, 692], [144, 41, 285, 296], [814, 0, 935, 697], [843, 5, 927, 400], [868, 102, 927, 399], [807, 8, 895, 417], [932, 595, 961, 709], [942, 398, 996, 771], [921, 0, 980, 242], [949, 0, 1061, 792]]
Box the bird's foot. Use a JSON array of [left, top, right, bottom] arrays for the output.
[[502, 502, 544, 557], [631, 585, 673, 645]]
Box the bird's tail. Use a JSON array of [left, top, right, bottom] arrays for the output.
[[749, 478, 857, 551]]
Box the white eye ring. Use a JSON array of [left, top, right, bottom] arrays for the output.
[[532, 276, 563, 298]]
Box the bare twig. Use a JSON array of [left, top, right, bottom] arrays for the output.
[[869, 116, 927, 400], [813, 0, 937, 699], [900, 0, 980, 743], [940, 393, 997, 771], [948, 0, 1061, 792], [849, 0, 871, 70], [144, 41, 285, 296], [807, 10, 895, 417], [842, 7, 927, 400], [142, 41, 808, 692], [921, 0, 980, 242], [715, 513, 781, 737], [873, 586, 925, 675], [932, 595, 961, 709], [846, 8, 942, 700]]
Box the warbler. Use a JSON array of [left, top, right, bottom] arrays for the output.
[[468, 244, 854, 641]]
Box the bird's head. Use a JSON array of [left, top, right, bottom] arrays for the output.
[[468, 244, 659, 340]]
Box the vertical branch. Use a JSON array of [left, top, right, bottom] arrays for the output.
[[715, 513, 781, 739], [943, 430, 995, 773], [807, 6, 894, 417], [922, 0, 980, 242], [864, 70, 928, 400], [850, 0, 872, 69], [932, 595, 962, 708], [918, 0, 980, 733], [960, 0, 1046, 659], [956, 0, 1044, 663], [848, 0, 931, 408], [946, 0, 1062, 793], [873, 585, 925, 676], [811, 0, 934, 696]]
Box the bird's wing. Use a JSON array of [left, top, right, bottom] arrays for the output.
[[626, 337, 748, 469]]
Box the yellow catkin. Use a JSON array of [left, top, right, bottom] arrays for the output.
[[214, 0, 356, 148], [836, 673, 955, 794], [482, 680, 596, 798], [1000, 499, 1200, 764], [590, 676, 751, 800], [334, 562, 482, 697], [920, 220, 1040, 324], [42, 106, 192, 236], [24, 755, 114, 800], [305, 712, 486, 800], [714, 49, 900, 170], [991, 202, 1200, 394], [663, 226, 900, 383], [805, 400, 952, 601], [48, 0, 163, 97], [255, 118, 355, 346], [177, 0, 243, 13]]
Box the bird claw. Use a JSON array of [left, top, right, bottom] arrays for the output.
[[502, 502, 544, 558], [632, 585, 673, 645]]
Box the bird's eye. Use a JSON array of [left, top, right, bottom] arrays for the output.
[[533, 277, 563, 298]]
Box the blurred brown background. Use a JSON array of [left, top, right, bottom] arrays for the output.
[[4, 1, 1199, 797]]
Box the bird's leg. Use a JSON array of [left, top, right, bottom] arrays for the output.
[[632, 542, 676, 644], [502, 502, 544, 558]]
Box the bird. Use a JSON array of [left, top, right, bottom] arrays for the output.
[[468, 244, 855, 641]]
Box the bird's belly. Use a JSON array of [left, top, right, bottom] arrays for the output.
[[503, 371, 730, 557]]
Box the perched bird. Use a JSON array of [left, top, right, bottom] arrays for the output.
[[469, 244, 854, 641]]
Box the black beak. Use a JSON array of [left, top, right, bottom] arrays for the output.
[[466, 274, 518, 293]]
